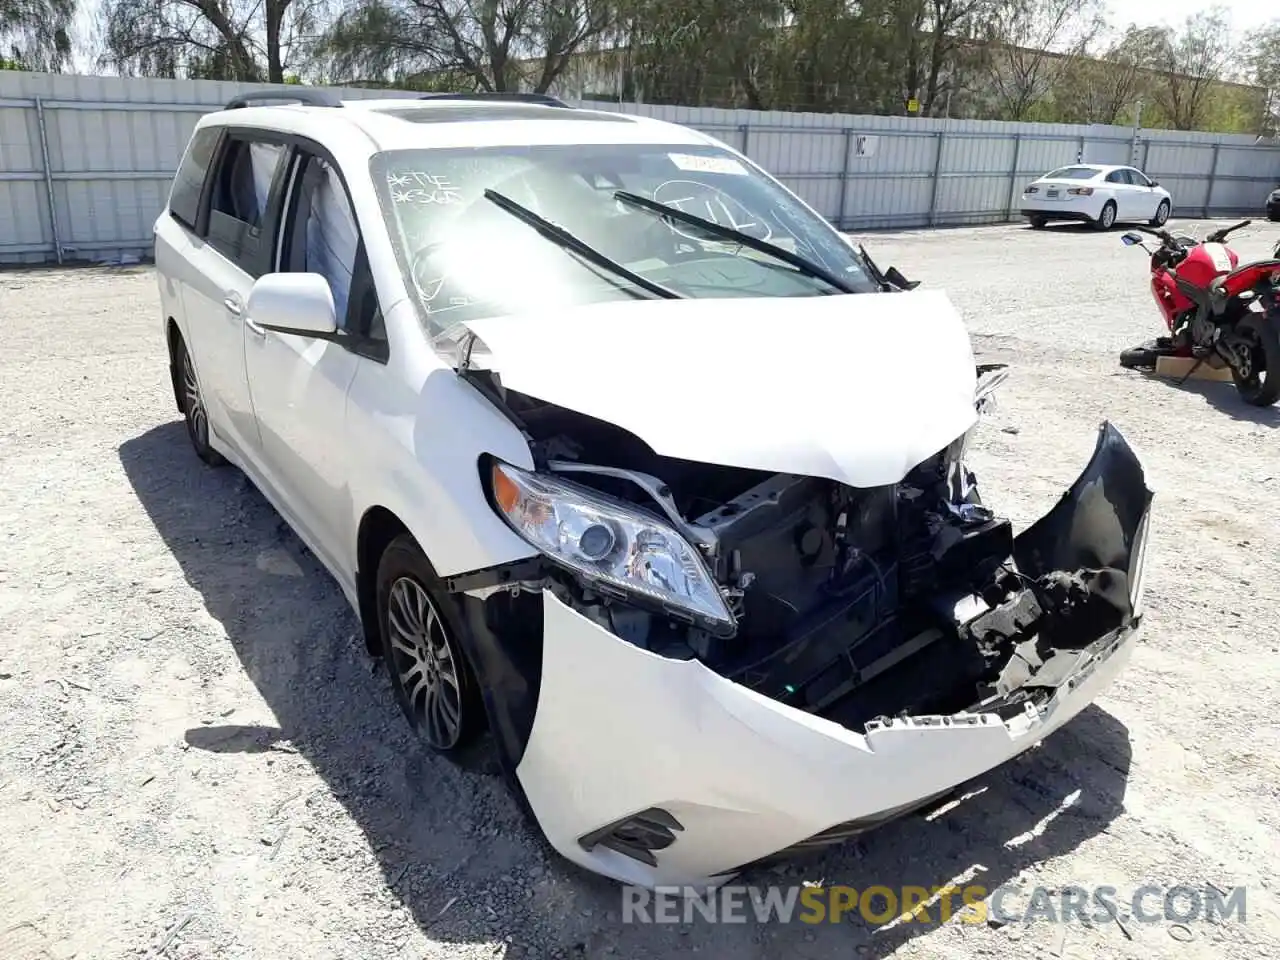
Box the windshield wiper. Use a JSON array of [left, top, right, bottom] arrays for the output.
[[483, 188, 683, 300], [613, 190, 863, 295]]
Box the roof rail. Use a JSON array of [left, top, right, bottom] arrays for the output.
[[225, 88, 344, 110], [416, 92, 570, 108]]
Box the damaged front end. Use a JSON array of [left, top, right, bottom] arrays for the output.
[[452, 364, 1152, 746]]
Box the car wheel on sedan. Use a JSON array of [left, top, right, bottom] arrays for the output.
[[176, 336, 225, 467], [376, 533, 487, 759], [1094, 201, 1117, 231], [1150, 200, 1170, 227], [1028, 215, 1047, 229]]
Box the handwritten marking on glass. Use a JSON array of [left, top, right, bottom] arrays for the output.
[[652, 179, 772, 243], [388, 171, 463, 205]]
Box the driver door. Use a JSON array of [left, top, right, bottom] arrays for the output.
[[242, 144, 374, 571]]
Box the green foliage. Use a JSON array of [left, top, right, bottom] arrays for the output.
[[1, 0, 74, 72], [55, 0, 1275, 134]]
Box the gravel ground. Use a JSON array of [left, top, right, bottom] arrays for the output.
[[2, 217, 1279, 960]]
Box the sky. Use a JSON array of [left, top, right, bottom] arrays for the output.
[[1108, 0, 1250, 31]]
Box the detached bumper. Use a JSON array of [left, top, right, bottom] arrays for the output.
[[512, 423, 1153, 888]]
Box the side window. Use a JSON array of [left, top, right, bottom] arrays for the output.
[[168, 127, 221, 230], [279, 150, 384, 357], [1128, 169, 1150, 187], [1105, 170, 1126, 184], [206, 135, 287, 276]]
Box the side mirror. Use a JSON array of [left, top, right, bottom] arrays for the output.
[[1121, 232, 1143, 245], [885, 265, 920, 290], [1149, 181, 1159, 188], [247, 273, 339, 339]]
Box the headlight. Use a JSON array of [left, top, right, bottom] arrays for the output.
[[486, 460, 735, 630]]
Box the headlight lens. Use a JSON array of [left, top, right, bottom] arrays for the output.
[[487, 460, 734, 629]]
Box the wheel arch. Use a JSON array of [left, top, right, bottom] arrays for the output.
[[166, 318, 185, 415], [355, 504, 413, 655]]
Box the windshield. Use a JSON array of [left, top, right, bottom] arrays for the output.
[[370, 143, 879, 334], [1045, 166, 1100, 180]]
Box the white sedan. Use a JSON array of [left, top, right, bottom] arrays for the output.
[[1020, 164, 1173, 230]]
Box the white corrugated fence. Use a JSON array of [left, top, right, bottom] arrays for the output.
[[2, 71, 1279, 265]]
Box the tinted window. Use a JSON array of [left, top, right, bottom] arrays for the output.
[[206, 136, 287, 276], [1127, 169, 1150, 187], [169, 127, 221, 230], [1046, 166, 1100, 180], [1105, 170, 1126, 184]]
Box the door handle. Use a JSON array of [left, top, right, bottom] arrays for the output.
[[245, 316, 266, 338], [223, 294, 242, 316]]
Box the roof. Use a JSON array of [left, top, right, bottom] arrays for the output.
[[198, 94, 717, 155]]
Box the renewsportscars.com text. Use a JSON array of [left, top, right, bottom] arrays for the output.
[[621, 883, 1247, 926]]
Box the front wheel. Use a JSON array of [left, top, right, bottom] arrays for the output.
[[1232, 315, 1280, 406], [1094, 201, 1117, 231], [1028, 215, 1047, 229], [376, 534, 487, 758], [1150, 200, 1170, 227]]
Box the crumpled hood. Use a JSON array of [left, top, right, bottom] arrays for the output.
[[462, 289, 979, 488]]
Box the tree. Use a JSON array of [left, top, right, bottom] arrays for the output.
[[1244, 20, 1280, 135], [98, 0, 332, 82], [1, 0, 75, 71], [1055, 25, 1161, 125], [317, 0, 617, 94], [985, 0, 1101, 121], [1148, 10, 1234, 131]]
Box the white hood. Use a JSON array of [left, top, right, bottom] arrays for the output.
[[462, 289, 978, 488]]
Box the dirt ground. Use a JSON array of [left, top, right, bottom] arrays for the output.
[[2, 217, 1279, 960]]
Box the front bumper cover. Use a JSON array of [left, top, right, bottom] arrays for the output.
[[509, 422, 1153, 888]]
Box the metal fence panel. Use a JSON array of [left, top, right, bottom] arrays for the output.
[[2, 71, 1279, 264]]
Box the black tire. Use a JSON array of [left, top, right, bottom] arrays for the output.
[[1150, 200, 1170, 227], [375, 533, 488, 760], [175, 335, 226, 467], [1094, 201, 1117, 231], [1028, 215, 1048, 229], [1232, 314, 1280, 407]]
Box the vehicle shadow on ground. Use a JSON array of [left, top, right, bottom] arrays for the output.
[[1159, 376, 1280, 427], [120, 421, 1133, 960]]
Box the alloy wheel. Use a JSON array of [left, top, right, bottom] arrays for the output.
[[182, 347, 208, 447], [386, 577, 465, 750], [1101, 204, 1116, 229]]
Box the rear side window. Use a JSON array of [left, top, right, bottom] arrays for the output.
[[169, 127, 222, 229]]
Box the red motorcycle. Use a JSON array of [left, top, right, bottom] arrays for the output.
[[1119, 219, 1280, 406]]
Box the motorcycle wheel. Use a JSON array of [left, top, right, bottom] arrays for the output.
[[1231, 314, 1280, 406]]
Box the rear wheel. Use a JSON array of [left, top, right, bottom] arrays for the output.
[[1150, 200, 1170, 227], [176, 336, 225, 466], [1094, 201, 1117, 231], [1232, 315, 1280, 406]]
